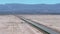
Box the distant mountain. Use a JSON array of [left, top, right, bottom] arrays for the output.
[[0, 4, 60, 14]]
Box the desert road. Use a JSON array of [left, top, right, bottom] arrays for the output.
[[0, 15, 60, 34]]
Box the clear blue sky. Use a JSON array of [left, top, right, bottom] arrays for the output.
[[0, 0, 60, 4]]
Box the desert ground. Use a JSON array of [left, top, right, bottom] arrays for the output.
[[20, 15, 60, 32], [0, 15, 43, 34]]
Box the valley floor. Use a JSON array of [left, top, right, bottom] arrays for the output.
[[0, 15, 43, 34]]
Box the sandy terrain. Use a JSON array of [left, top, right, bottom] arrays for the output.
[[0, 15, 43, 34], [21, 15, 60, 32]]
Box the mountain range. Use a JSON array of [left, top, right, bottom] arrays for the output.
[[0, 3, 60, 14]]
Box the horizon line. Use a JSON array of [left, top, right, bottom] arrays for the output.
[[0, 3, 60, 5]]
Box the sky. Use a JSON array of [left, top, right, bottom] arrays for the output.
[[0, 0, 60, 4]]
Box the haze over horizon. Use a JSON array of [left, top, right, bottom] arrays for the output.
[[0, 0, 60, 4]]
